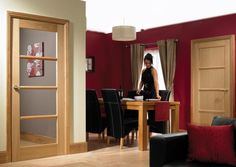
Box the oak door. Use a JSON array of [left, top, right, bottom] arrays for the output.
[[191, 35, 235, 125], [11, 18, 68, 161]]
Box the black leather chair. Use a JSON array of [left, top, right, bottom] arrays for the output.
[[127, 90, 138, 99], [86, 89, 107, 140], [159, 90, 171, 101], [148, 90, 171, 134], [150, 116, 236, 167], [101, 89, 138, 149]]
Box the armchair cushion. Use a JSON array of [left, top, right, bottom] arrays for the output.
[[150, 116, 236, 167], [188, 124, 236, 166], [163, 161, 233, 167]]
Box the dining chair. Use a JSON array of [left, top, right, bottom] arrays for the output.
[[159, 90, 171, 101], [101, 89, 138, 149], [127, 90, 137, 99], [148, 90, 171, 134], [86, 89, 107, 140]]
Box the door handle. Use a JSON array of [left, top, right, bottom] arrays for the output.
[[13, 85, 20, 91]]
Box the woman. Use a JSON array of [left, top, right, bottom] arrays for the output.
[[137, 53, 161, 100]]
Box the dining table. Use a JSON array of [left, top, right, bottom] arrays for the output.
[[98, 98, 180, 151]]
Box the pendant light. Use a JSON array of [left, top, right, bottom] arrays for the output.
[[112, 25, 136, 41], [112, 18, 136, 41]]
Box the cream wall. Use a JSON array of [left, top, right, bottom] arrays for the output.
[[0, 0, 86, 151]]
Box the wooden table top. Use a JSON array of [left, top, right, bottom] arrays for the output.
[[98, 98, 180, 106]]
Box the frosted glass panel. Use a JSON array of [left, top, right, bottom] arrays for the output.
[[20, 119, 57, 147], [20, 28, 57, 57], [20, 89, 56, 116], [20, 59, 56, 86]]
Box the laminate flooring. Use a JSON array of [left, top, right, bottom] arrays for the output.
[[1, 134, 149, 167]]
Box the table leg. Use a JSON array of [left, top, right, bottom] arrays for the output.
[[171, 104, 180, 133], [138, 105, 148, 151]]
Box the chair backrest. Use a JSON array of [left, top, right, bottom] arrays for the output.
[[155, 101, 170, 121], [101, 89, 124, 138], [159, 90, 171, 101], [127, 90, 138, 98], [86, 89, 103, 133]]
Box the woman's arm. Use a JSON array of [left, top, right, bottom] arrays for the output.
[[137, 69, 145, 94], [137, 81, 143, 94], [152, 68, 161, 99]]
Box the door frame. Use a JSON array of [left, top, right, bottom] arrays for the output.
[[6, 11, 70, 162], [191, 35, 235, 123]]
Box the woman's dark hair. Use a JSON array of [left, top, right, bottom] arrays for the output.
[[144, 53, 153, 64]]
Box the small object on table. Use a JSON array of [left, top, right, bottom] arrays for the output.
[[134, 96, 144, 101], [146, 98, 161, 101], [121, 98, 135, 101]]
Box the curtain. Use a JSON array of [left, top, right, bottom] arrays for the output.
[[157, 39, 177, 99], [157, 40, 167, 86], [130, 44, 144, 90]]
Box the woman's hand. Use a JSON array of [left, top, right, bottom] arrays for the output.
[[136, 89, 141, 95], [156, 94, 161, 100]]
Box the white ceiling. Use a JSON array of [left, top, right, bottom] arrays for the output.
[[84, 0, 236, 33]]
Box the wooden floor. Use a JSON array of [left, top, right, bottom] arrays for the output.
[[0, 134, 149, 167]]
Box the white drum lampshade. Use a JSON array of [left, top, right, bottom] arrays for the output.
[[112, 25, 136, 41]]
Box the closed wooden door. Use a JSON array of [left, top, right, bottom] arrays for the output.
[[11, 17, 68, 161], [191, 35, 235, 125]]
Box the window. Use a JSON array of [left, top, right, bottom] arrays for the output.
[[139, 48, 166, 90]]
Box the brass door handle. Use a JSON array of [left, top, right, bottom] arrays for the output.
[[13, 85, 20, 91]]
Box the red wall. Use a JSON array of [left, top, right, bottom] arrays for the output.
[[86, 31, 124, 96], [86, 31, 107, 95], [86, 14, 236, 128]]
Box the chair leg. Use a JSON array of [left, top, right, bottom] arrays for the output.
[[102, 131, 105, 140], [131, 130, 135, 144], [107, 136, 111, 145], [104, 128, 108, 141], [120, 138, 124, 149], [135, 130, 138, 140], [126, 134, 130, 144], [98, 133, 102, 140]]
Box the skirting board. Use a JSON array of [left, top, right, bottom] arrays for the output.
[[0, 151, 8, 164], [70, 142, 88, 154], [0, 143, 88, 163]]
